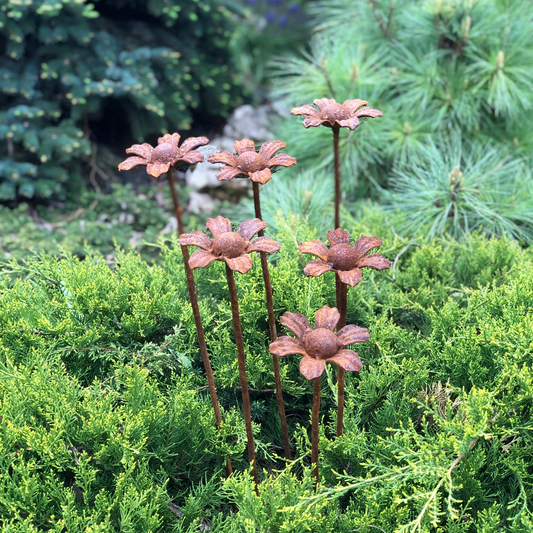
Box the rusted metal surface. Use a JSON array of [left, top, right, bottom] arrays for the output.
[[179, 215, 280, 274], [269, 305, 369, 381], [208, 138, 296, 184], [119, 133, 209, 177], [299, 229, 391, 287], [291, 98, 382, 130], [311, 376, 321, 487]]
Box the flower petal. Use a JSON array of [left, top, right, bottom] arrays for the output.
[[303, 117, 325, 128], [337, 268, 363, 287], [216, 167, 242, 181], [291, 105, 318, 117], [269, 336, 308, 357], [280, 312, 311, 338], [303, 260, 332, 278], [146, 161, 170, 178], [158, 133, 180, 146], [180, 151, 204, 165], [206, 216, 232, 237], [179, 231, 213, 251], [357, 253, 391, 270], [208, 151, 238, 167], [355, 107, 383, 119], [247, 236, 280, 254], [328, 350, 362, 372], [298, 240, 329, 261], [337, 325, 370, 346], [234, 139, 256, 155], [300, 356, 326, 380], [314, 305, 340, 331], [313, 98, 337, 111], [327, 228, 350, 245], [225, 254, 253, 274], [343, 99, 368, 113], [259, 140, 285, 160], [125, 143, 153, 159], [338, 117, 360, 130], [189, 249, 218, 269], [237, 218, 266, 240], [267, 153, 297, 168], [353, 236, 383, 258], [249, 169, 272, 184], [180, 136, 209, 153], [118, 156, 148, 171]]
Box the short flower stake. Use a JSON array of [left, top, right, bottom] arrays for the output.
[[119, 133, 232, 476], [180, 215, 281, 489], [299, 229, 391, 437], [208, 138, 297, 460], [119, 132, 208, 235], [269, 306, 369, 486], [291, 98, 382, 229]]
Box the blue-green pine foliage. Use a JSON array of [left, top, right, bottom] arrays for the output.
[[1, 214, 532, 530], [0, 0, 245, 201]]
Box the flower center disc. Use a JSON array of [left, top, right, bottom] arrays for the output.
[[236, 152, 266, 173], [151, 143, 179, 164], [322, 103, 349, 124], [326, 244, 358, 271], [213, 232, 247, 259], [304, 328, 339, 359]]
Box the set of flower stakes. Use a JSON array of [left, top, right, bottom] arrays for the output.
[[119, 98, 390, 489]]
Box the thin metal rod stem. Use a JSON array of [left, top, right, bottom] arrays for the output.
[[252, 182, 291, 460], [167, 169, 185, 236], [333, 126, 341, 229], [311, 377, 321, 489], [181, 244, 233, 477], [225, 264, 259, 490], [335, 274, 347, 437]]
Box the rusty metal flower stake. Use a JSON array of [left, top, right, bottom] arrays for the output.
[[291, 99, 382, 229], [208, 139, 297, 460], [180, 215, 281, 490], [299, 229, 391, 436], [119, 134, 232, 476], [269, 306, 369, 486]]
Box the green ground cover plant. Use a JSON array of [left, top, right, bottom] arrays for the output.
[[1, 212, 532, 531]]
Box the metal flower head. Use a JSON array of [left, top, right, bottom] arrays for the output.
[[179, 216, 280, 274], [291, 98, 382, 130], [299, 229, 391, 287], [207, 138, 297, 184], [269, 306, 369, 380], [119, 133, 209, 177]]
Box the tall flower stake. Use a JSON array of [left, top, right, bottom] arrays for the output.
[[180, 215, 281, 490], [119, 134, 233, 476], [269, 306, 369, 486], [208, 138, 296, 460], [299, 229, 390, 436], [291, 98, 382, 229]]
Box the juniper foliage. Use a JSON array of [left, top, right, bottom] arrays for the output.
[[1, 214, 532, 530]]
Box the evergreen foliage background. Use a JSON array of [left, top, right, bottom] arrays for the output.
[[271, 0, 533, 242], [1, 215, 532, 530], [0, 0, 246, 202]]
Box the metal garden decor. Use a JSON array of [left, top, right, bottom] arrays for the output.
[[119, 97, 386, 491]]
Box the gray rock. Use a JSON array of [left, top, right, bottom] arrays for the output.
[[188, 192, 215, 214]]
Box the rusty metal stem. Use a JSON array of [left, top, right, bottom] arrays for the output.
[[252, 182, 291, 460], [225, 264, 259, 491], [167, 169, 185, 235], [181, 243, 233, 477], [311, 376, 321, 489], [335, 274, 347, 437], [333, 126, 341, 229]]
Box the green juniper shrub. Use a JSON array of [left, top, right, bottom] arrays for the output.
[[1, 216, 533, 530]]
